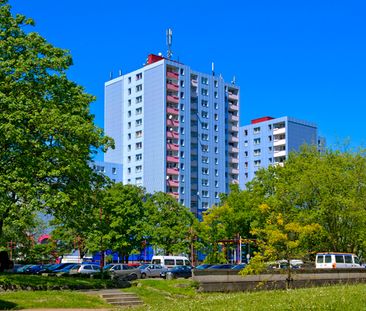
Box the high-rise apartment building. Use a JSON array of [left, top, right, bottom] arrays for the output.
[[104, 54, 239, 218], [239, 116, 319, 188]]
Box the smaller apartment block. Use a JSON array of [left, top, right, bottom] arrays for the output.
[[239, 116, 319, 188]]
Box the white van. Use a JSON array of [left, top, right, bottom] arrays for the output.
[[316, 253, 362, 269], [151, 256, 191, 268]]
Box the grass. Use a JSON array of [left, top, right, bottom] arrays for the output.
[[1, 277, 366, 310], [125, 279, 366, 311], [0, 291, 111, 310]]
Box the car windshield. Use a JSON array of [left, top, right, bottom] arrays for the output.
[[138, 264, 150, 270]]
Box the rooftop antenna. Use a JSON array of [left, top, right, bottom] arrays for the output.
[[231, 75, 236, 85], [109, 71, 113, 80], [118, 69, 122, 76], [212, 62, 215, 76], [166, 28, 173, 60]]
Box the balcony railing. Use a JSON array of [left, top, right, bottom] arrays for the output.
[[167, 179, 179, 187], [166, 119, 179, 127], [229, 135, 239, 143], [191, 79, 198, 87], [166, 155, 179, 163], [167, 82, 179, 92], [167, 95, 179, 104], [167, 167, 179, 175], [166, 107, 179, 115], [229, 157, 239, 164], [228, 92, 239, 100], [166, 71, 179, 79], [229, 114, 239, 121], [166, 131, 179, 139], [167, 143, 179, 151]]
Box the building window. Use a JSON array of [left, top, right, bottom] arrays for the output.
[[135, 165, 142, 173], [201, 77, 208, 85], [201, 88, 208, 96], [128, 122, 131, 129], [202, 156, 209, 164], [201, 111, 208, 118], [202, 168, 209, 175], [180, 115, 184, 122], [128, 77, 131, 83], [128, 99, 131, 106], [202, 202, 209, 209], [112, 167, 117, 175], [214, 125, 218, 132], [136, 119, 142, 126], [202, 122, 209, 129], [180, 163, 185, 170], [127, 156, 131, 163], [201, 100, 208, 107], [180, 151, 185, 158], [180, 127, 185, 134], [180, 68, 185, 75], [136, 130, 142, 138], [136, 96, 142, 103], [214, 136, 218, 143], [244, 129, 248, 136], [254, 160, 261, 167], [128, 111, 131, 117], [245, 162, 248, 168], [253, 127, 261, 134], [214, 102, 218, 110], [136, 107, 142, 115], [254, 149, 261, 156], [201, 133, 209, 141], [269, 146, 272, 151], [180, 80, 185, 87], [180, 139, 185, 146], [214, 147, 218, 153], [268, 135, 272, 141], [215, 169, 218, 176], [128, 133, 131, 140], [128, 88, 131, 95], [214, 91, 218, 98], [269, 158, 272, 163], [214, 113, 218, 121], [180, 187, 185, 194], [254, 138, 261, 145], [136, 177, 142, 186], [127, 144, 131, 151], [180, 104, 184, 111], [136, 72, 142, 80], [268, 124, 272, 130], [127, 167, 131, 174], [180, 92, 184, 99], [202, 190, 209, 198], [214, 80, 218, 88], [244, 151, 248, 157], [215, 158, 218, 165], [202, 179, 209, 186], [136, 84, 142, 92], [215, 192, 219, 199], [136, 142, 142, 149], [136, 153, 142, 161], [244, 140, 248, 146], [215, 180, 219, 187], [202, 145, 209, 152]]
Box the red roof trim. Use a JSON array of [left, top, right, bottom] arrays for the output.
[[251, 116, 274, 124]]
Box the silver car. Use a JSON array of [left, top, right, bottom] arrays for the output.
[[139, 264, 167, 279], [70, 264, 101, 274], [108, 264, 141, 280]]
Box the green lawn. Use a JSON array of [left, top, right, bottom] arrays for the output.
[[125, 279, 366, 311], [0, 278, 366, 310], [0, 291, 110, 310]]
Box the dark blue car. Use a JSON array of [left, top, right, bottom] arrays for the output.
[[160, 265, 192, 279]]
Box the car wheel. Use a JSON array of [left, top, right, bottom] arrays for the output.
[[141, 273, 146, 279], [128, 273, 138, 281]]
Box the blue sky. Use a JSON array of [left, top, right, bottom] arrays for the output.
[[10, 0, 366, 158]]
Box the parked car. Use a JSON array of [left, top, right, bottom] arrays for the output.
[[268, 260, 304, 270], [194, 264, 213, 270], [151, 255, 191, 268], [107, 264, 141, 280], [316, 253, 361, 269], [160, 265, 192, 279], [53, 263, 79, 275], [207, 264, 234, 269], [139, 264, 167, 279], [231, 263, 246, 270], [69, 264, 100, 274]]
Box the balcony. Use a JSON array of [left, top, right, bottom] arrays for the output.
[[228, 124, 239, 132], [229, 103, 239, 112], [229, 114, 239, 121], [167, 82, 179, 92], [167, 95, 179, 104], [229, 146, 239, 153], [167, 119, 179, 127], [166, 131, 179, 139], [274, 150, 286, 157], [166, 71, 179, 79], [229, 157, 239, 164], [167, 167, 179, 175], [167, 155, 179, 163], [273, 127, 286, 135], [273, 139, 286, 146], [230, 178, 239, 184], [228, 92, 239, 101], [229, 135, 239, 143], [191, 160, 198, 166], [167, 179, 179, 187], [230, 168, 239, 174], [168, 192, 179, 199], [191, 79, 198, 87], [167, 143, 179, 151], [166, 107, 179, 115]]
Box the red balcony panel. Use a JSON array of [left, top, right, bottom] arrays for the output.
[[167, 83, 179, 92], [167, 143, 179, 151], [167, 71, 179, 79], [167, 167, 179, 175], [167, 156, 179, 163], [166, 131, 179, 139], [167, 179, 179, 187], [167, 95, 179, 104], [166, 107, 179, 115], [166, 119, 179, 127]]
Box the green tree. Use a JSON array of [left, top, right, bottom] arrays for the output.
[[86, 183, 147, 263], [0, 2, 112, 242], [145, 192, 195, 256]]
